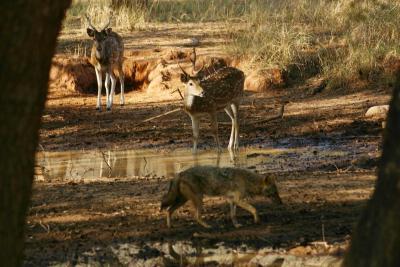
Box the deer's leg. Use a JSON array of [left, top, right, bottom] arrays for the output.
[[225, 106, 235, 150], [108, 73, 117, 111], [95, 68, 103, 110], [104, 72, 110, 109], [190, 115, 200, 153], [209, 112, 221, 151], [231, 103, 240, 150], [118, 66, 125, 106]]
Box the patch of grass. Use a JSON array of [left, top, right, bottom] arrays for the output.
[[64, 0, 400, 90], [228, 0, 400, 90]]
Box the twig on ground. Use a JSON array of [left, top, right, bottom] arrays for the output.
[[221, 102, 286, 126], [100, 150, 112, 176], [171, 88, 184, 100], [137, 107, 183, 126]]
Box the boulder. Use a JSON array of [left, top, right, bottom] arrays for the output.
[[245, 68, 285, 92], [365, 105, 389, 118]]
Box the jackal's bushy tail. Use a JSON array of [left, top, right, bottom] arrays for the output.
[[160, 178, 179, 210]]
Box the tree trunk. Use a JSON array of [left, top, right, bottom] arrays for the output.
[[0, 1, 71, 266], [343, 74, 400, 266]]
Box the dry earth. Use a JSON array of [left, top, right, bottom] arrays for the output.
[[24, 22, 392, 266]]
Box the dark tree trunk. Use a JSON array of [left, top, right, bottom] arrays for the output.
[[0, 1, 71, 266], [343, 74, 400, 266]]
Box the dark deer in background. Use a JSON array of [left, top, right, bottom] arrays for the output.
[[179, 49, 245, 152], [86, 14, 125, 111]]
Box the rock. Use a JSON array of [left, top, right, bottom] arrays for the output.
[[365, 105, 389, 118], [244, 69, 285, 92]]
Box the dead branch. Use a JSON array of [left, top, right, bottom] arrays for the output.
[[220, 103, 286, 126], [100, 150, 112, 175], [137, 107, 182, 125], [171, 88, 184, 100]]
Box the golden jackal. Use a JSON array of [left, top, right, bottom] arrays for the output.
[[160, 166, 282, 228]]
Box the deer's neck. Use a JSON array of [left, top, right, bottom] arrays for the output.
[[185, 94, 195, 109]]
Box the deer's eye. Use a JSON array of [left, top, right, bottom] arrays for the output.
[[189, 82, 193, 86]]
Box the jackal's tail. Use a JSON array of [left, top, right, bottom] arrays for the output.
[[160, 178, 179, 210]]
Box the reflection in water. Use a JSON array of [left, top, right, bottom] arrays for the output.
[[35, 148, 251, 181], [35, 145, 348, 181]]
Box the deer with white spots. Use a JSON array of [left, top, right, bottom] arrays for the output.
[[179, 49, 244, 153], [86, 14, 125, 111]]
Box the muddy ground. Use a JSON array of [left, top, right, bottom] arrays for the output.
[[24, 22, 392, 266]]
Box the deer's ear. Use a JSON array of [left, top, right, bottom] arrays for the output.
[[180, 73, 189, 83], [87, 28, 95, 37]]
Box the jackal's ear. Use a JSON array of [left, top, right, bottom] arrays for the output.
[[87, 28, 95, 37]]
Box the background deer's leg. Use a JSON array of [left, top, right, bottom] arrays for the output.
[[104, 72, 110, 109], [108, 73, 117, 111], [118, 66, 125, 106], [95, 68, 103, 110], [210, 112, 221, 151], [225, 106, 235, 150], [231, 102, 240, 150], [190, 115, 200, 153]]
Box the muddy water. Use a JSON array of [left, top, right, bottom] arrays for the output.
[[35, 139, 370, 181]]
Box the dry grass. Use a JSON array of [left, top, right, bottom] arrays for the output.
[[64, 0, 400, 90], [228, 0, 400, 89]]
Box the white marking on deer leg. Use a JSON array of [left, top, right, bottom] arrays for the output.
[[108, 74, 117, 110], [119, 72, 125, 105], [95, 68, 103, 110], [190, 115, 199, 153], [104, 73, 110, 109], [231, 103, 239, 150], [225, 106, 235, 149]]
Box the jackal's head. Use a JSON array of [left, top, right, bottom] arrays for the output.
[[263, 175, 283, 204]]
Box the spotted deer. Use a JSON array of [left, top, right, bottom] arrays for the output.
[[179, 49, 244, 152], [86, 14, 125, 111]]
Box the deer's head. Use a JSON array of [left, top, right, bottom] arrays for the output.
[[179, 48, 205, 97], [85, 14, 112, 61]]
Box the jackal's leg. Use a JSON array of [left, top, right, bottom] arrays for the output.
[[108, 73, 117, 110], [209, 112, 221, 151], [104, 72, 110, 108], [231, 103, 239, 150], [179, 182, 211, 228], [118, 66, 125, 106], [233, 198, 259, 224], [95, 68, 103, 110], [228, 199, 241, 228], [190, 115, 200, 153], [193, 203, 211, 228], [225, 106, 235, 150], [166, 197, 187, 228]]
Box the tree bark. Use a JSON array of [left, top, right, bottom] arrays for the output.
[[343, 74, 400, 266], [0, 1, 71, 266]]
